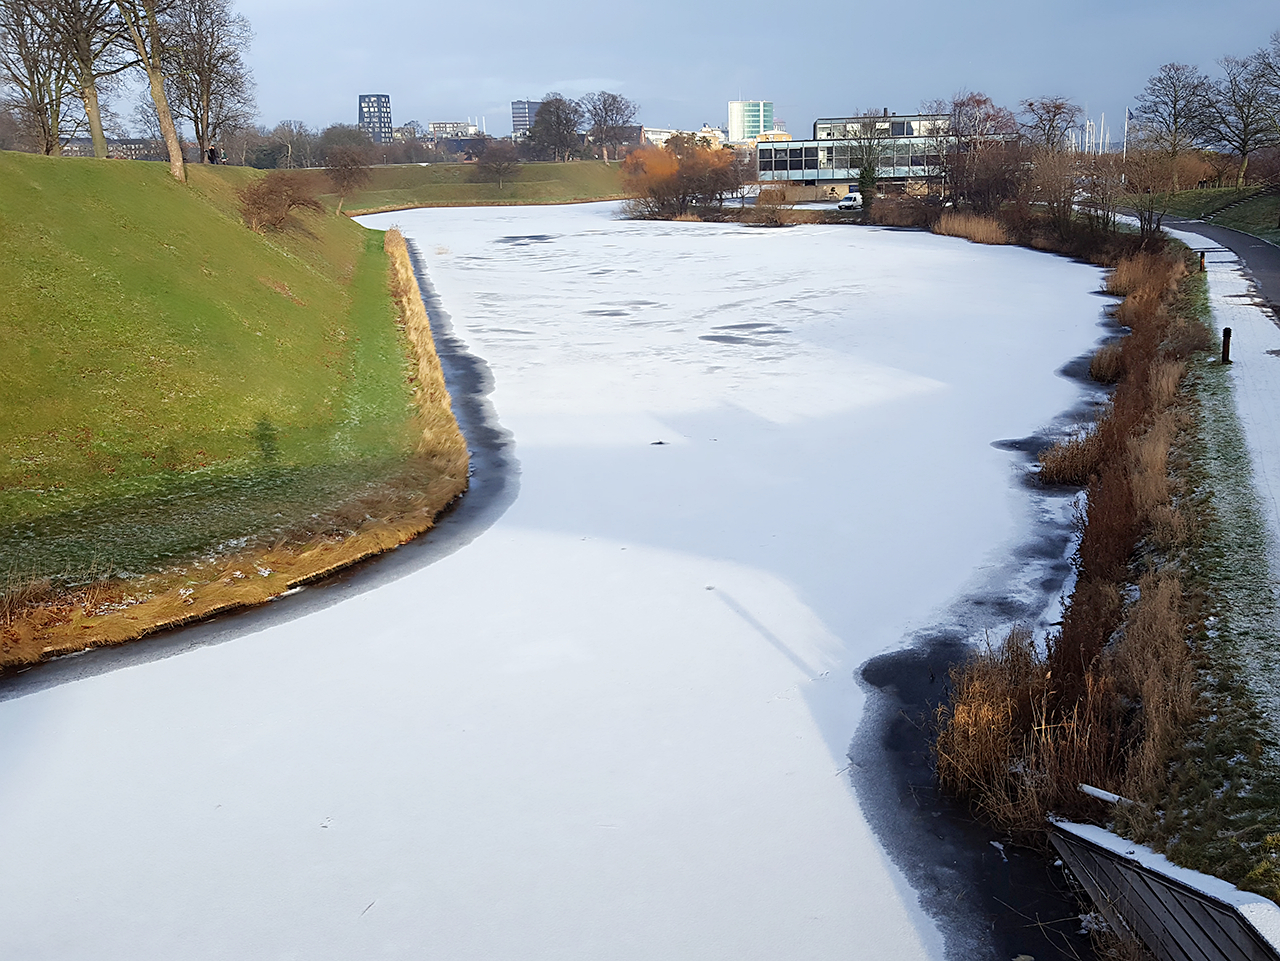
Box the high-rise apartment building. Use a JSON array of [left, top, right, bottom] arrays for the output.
[[358, 94, 393, 144], [511, 100, 539, 136], [728, 100, 774, 142]]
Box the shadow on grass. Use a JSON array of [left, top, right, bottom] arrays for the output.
[[0, 456, 416, 588]]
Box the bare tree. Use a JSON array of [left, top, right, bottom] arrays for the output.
[[838, 110, 893, 211], [918, 98, 955, 199], [0, 103, 20, 147], [0, 0, 80, 153], [1124, 143, 1177, 242], [1256, 33, 1280, 164], [271, 119, 317, 168], [580, 90, 636, 161], [1204, 54, 1277, 189], [317, 121, 370, 164], [1078, 153, 1125, 234], [1020, 96, 1081, 152], [528, 92, 583, 162], [45, 0, 131, 158], [474, 138, 520, 188], [113, 0, 185, 180], [1133, 63, 1212, 189], [165, 0, 254, 164], [325, 143, 371, 215], [946, 91, 1020, 213], [1025, 147, 1080, 234]]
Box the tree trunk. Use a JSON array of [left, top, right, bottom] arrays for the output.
[[82, 80, 108, 158], [1235, 153, 1248, 190], [197, 92, 211, 162], [147, 65, 186, 181]]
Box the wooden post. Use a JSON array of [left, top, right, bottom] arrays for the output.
[[1200, 251, 1206, 272], [1223, 327, 1233, 364]]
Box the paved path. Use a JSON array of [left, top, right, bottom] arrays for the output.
[[1163, 216, 1280, 315], [1162, 218, 1280, 761]]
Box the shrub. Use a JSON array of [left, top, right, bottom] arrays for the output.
[[932, 211, 1008, 244], [868, 197, 935, 228], [238, 172, 323, 233], [622, 138, 737, 218]]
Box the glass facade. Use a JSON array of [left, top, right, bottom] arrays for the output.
[[358, 94, 394, 145], [728, 101, 774, 142], [511, 101, 539, 136], [759, 113, 949, 182]]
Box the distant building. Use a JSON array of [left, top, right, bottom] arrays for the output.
[[728, 100, 773, 142], [428, 121, 479, 139], [358, 94, 394, 144], [640, 126, 729, 149], [511, 100, 539, 136], [62, 137, 167, 161], [757, 110, 951, 189]]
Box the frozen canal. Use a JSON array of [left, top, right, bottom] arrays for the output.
[[0, 204, 1109, 959]]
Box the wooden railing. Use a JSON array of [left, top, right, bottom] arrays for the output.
[[1049, 819, 1280, 961]]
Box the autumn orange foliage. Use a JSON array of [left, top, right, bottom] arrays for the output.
[[622, 134, 739, 218]]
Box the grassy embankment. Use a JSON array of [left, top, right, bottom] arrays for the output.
[[0, 151, 467, 669], [314, 161, 628, 216], [1162, 186, 1280, 245], [931, 216, 1280, 902]]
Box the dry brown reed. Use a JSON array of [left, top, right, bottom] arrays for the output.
[[937, 246, 1210, 838], [932, 211, 1009, 245], [1090, 342, 1125, 384], [868, 198, 935, 228], [1037, 430, 1103, 486], [1, 231, 469, 672]]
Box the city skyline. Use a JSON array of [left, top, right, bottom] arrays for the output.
[[231, 0, 1276, 141]]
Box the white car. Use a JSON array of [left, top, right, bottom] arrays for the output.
[[837, 191, 862, 210]]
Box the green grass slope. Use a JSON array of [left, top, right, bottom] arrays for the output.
[[1163, 187, 1280, 244], [319, 160, 627, 213], [0, 151, 421, 585]]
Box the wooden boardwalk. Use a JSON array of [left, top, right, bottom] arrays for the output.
[[1050, 820, 1280, 961]]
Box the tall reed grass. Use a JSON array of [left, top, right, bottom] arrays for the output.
[[932, 211, 1009, 245], [937, 248, 1210, 833]]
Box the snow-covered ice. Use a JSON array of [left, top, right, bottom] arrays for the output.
[[0, 204, 1111, 959]]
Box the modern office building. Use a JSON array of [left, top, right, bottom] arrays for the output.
[[358, 94, 394, 144], [728, 101, 773, 142], [511, 100, 539, 136], [757, 111, 950, 186], [428, 121, 479, 139]]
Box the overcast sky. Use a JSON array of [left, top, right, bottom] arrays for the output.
[[233, 0, 1277, 141]]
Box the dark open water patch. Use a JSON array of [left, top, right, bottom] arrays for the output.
[[494, 234, 558, 246], [854, 634, 1095, 961], [849, 345, 1112, 959]]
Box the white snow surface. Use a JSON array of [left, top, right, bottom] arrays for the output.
[[0, 204, 1112, 960]]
